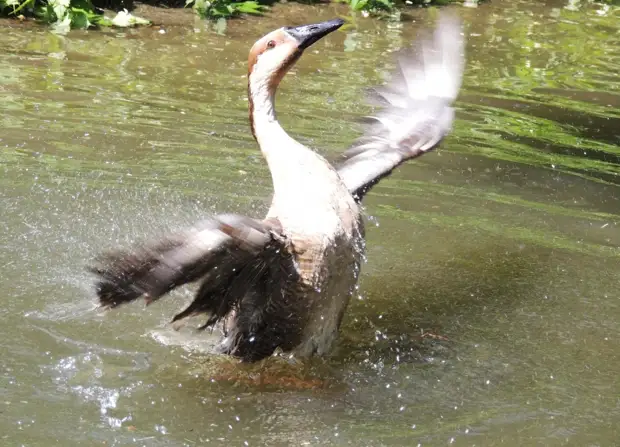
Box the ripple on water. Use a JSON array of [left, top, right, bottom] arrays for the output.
[[149, 325, 222, 355]]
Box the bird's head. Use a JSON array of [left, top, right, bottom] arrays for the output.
[[247, 19, 344, 93]]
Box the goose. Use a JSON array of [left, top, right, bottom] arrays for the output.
[[89, 15, 464, 363]]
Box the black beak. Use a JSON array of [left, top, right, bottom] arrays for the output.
[[283, 19, 345, 50]]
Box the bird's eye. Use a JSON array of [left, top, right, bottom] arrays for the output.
[[266, 40, 276, 49]]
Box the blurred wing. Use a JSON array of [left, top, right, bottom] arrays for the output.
[[337, 14, 465, 201], [89, 214, 281, 308]]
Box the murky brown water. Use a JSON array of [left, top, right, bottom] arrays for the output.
[[1, 1, 619, 445]]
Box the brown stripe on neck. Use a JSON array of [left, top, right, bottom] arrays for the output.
[[247, 50, 260, 142], [246, 49, 302, 143], [247, 82, 257, 141]]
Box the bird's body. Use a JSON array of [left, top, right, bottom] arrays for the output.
[[257, 105, 365, 359], [90, 16, 464, 362]]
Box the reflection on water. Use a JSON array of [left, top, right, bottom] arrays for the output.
[[1, 0, 619, 445]]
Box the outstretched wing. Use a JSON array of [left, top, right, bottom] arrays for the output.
[[337, 14, 465, 202], [89, 214, 282, 308]]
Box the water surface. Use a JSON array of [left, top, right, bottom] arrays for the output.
[[1, 1, 619, 445]]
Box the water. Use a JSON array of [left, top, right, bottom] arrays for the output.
[[1, 1, 619, 445]]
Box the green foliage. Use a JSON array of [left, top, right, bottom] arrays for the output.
[[348, 0, 394, 14], [183, 0, 466, 20], [34, 0, 102, 31], [1, 0, 470, 25], [0, 0, 149, 30], [186, 0, 266, 19], [344, 0, 474, 17]]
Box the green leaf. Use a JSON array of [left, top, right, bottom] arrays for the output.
[[232, 1, 264, 14], [70, 0, 95, 11], [353, 0, 368, 10], [8, 0, 34, 15], [96, 15, 113, 26], [192, 0, 209, 17], [70, 7, 90, 28], [35, 3, 56, 23], [49, 0, 70, 21]]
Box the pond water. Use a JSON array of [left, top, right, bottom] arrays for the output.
[[1, 0, 619, 445]]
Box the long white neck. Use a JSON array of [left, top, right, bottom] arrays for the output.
[[248, 71, 329, 207], [247, 70, 354, 229], [248, 73, 300, 159]]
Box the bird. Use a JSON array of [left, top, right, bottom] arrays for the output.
[[88, 14, 465, 363]]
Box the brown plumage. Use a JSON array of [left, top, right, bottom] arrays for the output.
[[88, 15, 465, 363]]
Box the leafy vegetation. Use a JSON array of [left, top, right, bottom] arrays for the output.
[[0, 0, 149, 30], [186, 0, 265, 19], [0, 0, 475, 28], [346, 0, 474, 15], [346, 0, 394, 14], [184, 0, 478, 20], [4, 0, 614, 28]]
